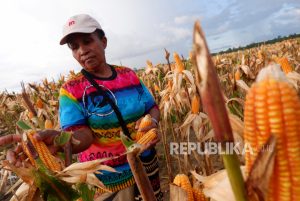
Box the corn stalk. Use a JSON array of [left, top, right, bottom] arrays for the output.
[[192, 21, 248, 201]]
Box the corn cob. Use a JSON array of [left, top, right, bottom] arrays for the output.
[[191, 94, 200, 114], [136, 114, 153, 140], [154, 84, 160, 92], [26, 130, 61, 171], [235, 69, 241, 80], [173, 174, 194, 201], [275, 57, 293, 74], [174, 52, 185, 73], [137, 128, 158, 145], [193, 187, 207, 201], [28, 111, 34, 119], [44, 119, 53, 129], [21, 141, 36, 167], [244, 65, 300, 201], [36, 98, 43, 109]]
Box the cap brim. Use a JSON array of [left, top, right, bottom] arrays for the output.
[[59, 27, 97, 45]]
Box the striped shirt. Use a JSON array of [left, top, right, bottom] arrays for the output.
[[59, 65, 157, 191]]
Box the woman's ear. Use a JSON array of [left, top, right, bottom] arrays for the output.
[[102, 36, 107, 49]]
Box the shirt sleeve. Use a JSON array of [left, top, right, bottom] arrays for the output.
[[139, 79, 157, 113], [59, 87, 87, 130]]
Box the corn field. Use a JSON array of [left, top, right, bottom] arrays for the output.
[[0, 22, 300, 201]]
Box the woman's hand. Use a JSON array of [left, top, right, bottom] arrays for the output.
[[135, 117, 161, 151], [34, 130, 62, 154], [0, 130, 61, 167], [0, 134, 23, 166]]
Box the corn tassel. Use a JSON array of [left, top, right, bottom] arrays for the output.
[[174, 52, 185, 73], [244, 65, 300, 201], [137, 128, 157, 145], [275, 57, 293, 74], [173, 174, 194, 201], [193, 187, 207, 201], [136, 114, 153, 140], [26, 130, 61, 171]]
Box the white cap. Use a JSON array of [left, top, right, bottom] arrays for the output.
[[60, 14, 102, 45]]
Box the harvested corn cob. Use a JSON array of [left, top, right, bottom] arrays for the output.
[[137, 128, 158, 145], [174, 52, 185, 73], [26, 130, 61, 171], [275, 57, 293, 74], [193, 187, 207, 201], [136, 114, 153, 140], [21, 141, 36, 167], [173, 174, 194, 201], [244, 64, 300, 201]]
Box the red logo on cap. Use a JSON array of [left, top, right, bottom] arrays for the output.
[[69, 20, 75, 26]]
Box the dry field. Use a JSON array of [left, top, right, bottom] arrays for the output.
[[0, 29, 299, 201]]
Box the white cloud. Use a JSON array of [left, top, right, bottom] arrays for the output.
[[0, 0, 299, 92], [174, 15, 202, 25]]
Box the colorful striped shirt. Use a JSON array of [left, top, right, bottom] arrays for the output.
[[59, 65, 157, 191]]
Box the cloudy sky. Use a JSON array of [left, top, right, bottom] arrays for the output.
[[0, 0, 299, 92]]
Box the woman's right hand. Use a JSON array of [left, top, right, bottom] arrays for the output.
[[0, 134, 22, 166], [34, 129, 62, 153], [0, 130, 61, 167]]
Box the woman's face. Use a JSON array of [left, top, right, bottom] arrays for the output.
[[67, 32, 107, 74]]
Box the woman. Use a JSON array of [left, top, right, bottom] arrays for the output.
[[1, 14, 163, 201]]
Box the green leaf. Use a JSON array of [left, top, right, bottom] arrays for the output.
[[53, 92, 59, 98], [120, 132, 135, 149], [16, 120, 32, 130], [54, 131, 72, 147], [36, 167, 80, 201], [77, 183, 95, 201]]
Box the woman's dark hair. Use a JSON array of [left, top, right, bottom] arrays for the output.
[[95, 29, 105, 39]]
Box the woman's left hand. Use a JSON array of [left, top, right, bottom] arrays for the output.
[[137, 120, 161, 151]]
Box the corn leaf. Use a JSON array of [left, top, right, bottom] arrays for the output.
[[54, 131, 72, 147], [77, 183, 95, 201], [16, 120, 32, 130]]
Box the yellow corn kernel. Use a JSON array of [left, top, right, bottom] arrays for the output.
[[26, 130, 61, 171], [244, 75, 300, 200], [191, 94, 200, 114], [44, 119, 53, 129], [174, 52, 185, 73], [275, 57, 293, 74], [137, 128, 158, 145], [173, 174, 194, 201], [136, 114, 153, 140], [193, 187, 207, 201]]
